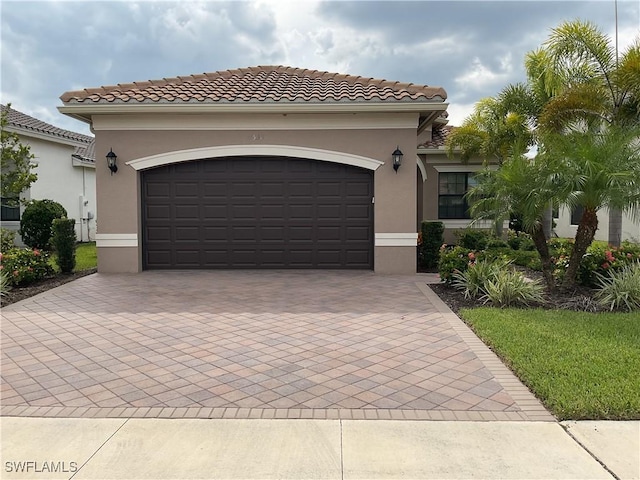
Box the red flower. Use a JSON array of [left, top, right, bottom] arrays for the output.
[[605, 251, 615, 262], [13, 270, 19, 276], [468, 252, 476, 260], [33, 249, 40, 256], [601, 262, 610, 269], [628, 253, 633, 259]]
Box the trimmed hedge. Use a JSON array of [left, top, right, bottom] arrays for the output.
[[52, 218, 76, 273], [418, 221, 444, 270]]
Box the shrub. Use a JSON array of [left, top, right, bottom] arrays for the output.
[[480, 269, 545, 307], [438, 245, 488, 284], [0, 248, 54, 286], [0, 270, 11, 297], [19, 199, 67, 250], [487, 238, 509, 249], [451, 258, 512, 299], [507, 230, 535, 251], [51, 218, 76, 273], [595, 261, 640, 312], [418, 221, 444, 270], [455, 228, 491, 250], [1, 228, 16, 252]]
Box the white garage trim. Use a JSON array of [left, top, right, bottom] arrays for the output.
[[375, 233, 418, 247], [96, 233, 138, 247], [126, 145, 385, 171]]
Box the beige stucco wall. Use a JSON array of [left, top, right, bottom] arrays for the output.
[[419, 152, 492, 244], [93, 112, 419, 274]]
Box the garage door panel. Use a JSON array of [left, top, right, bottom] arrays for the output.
[[146, 226, 171, 241], [146, 205, 171, 219], [174, 205, 199, 219], [203, 205, 227, 219], [202, 182, 227, 197], [142, 156, 373, 269], [146, 183, 171, 198]]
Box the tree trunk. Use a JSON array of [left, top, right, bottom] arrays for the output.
[[531, 225, 555, 291], [542, 204, 554, 240], [608, 207, 622, 247], [561, 207, 598, 290]]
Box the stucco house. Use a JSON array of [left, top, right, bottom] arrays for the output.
[[58, 66, 486, 274], [1, 105, 97, 243]]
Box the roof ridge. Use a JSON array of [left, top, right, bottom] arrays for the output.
[[60, 65, 448, 104]]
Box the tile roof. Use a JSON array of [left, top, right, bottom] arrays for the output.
[[60, 65, 447, 105], [72, 140, 96, 163], [418, 124, 454, 149], [1, 104, 94, 145]]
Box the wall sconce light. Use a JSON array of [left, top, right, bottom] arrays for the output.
[[392, 146, 403, 173], [106, 148, 118, 175]]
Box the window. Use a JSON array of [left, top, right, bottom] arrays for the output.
[[438, 173, 477, 219], [0, 197, 20, 221], [571, 205, 584, 225]]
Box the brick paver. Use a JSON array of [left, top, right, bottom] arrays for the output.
[[0, 271, 553, 420]]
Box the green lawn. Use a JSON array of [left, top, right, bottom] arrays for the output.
[[75, 242, 97, 271], [460, 307, 640, 420], [50, 242, 97, 272]]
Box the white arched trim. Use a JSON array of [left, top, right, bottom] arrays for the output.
[[126, 144, 384, 171], [417, 156, 427, 182]]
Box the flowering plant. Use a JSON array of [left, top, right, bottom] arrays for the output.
[[0, 248, 54, 286]]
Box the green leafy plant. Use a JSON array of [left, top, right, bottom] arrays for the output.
[[451, 258, 513, 299], [0, 248, 54, 286], [0, 269, 11, 297], [418, 221, 444, 270], [1, 228, 16, 252], [51, 218, 76, 274], [438, 245, 480, 284], [481, 269, 545, 307], [19, 199, 67, 250], [455, 228, 491, 251], [595, 261, 640, 312]]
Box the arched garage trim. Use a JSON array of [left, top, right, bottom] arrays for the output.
[[126, 145, 385, 171]]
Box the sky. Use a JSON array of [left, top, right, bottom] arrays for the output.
[[1, 0, 638, 137]]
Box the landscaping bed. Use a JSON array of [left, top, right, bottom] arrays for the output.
[[1, 268, 96, 307]]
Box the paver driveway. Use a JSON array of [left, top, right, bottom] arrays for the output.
[[1, 271, 552, 420]]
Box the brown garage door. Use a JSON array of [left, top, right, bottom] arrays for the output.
[[142, 156, 373, 269]]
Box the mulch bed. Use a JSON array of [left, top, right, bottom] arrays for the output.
[[1, 268, 97, 307], [430, 281, 602, 315]]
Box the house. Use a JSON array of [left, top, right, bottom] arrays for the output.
[[58, 65, 481, 274], [1, 105, 97, 244], [555, 207, 639, 244]]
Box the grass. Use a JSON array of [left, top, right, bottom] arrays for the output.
[[50, 242, 97, 273], [75, 242, 97, 271], [460, 307, 640, 420]]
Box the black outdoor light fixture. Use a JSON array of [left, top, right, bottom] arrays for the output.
[[106, 148, 118, 175], [392, 146, 403, 173]]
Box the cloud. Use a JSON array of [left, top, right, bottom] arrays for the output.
[[454, 53, 514, 95], [1, 0, 638, 136]]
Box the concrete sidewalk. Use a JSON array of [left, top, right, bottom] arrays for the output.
[[2, 417, 638, 479]]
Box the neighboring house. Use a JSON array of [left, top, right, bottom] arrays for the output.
[[1, 104, 97, 243], [58, 65, 460, 274], [555, 207, 639, 243]]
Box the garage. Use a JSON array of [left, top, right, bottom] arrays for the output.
[[142, 156, 374, 269]]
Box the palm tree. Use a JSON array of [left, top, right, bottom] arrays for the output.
[[540, 125, 640, 289], [466, 152, 558, 290], [536, 20, 640, 246]]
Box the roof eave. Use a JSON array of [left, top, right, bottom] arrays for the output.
[[4, 124, 91, 147], [58, 101, 448, 123]]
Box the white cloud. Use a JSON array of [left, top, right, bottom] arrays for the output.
[[454, 53, 514, 94]]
